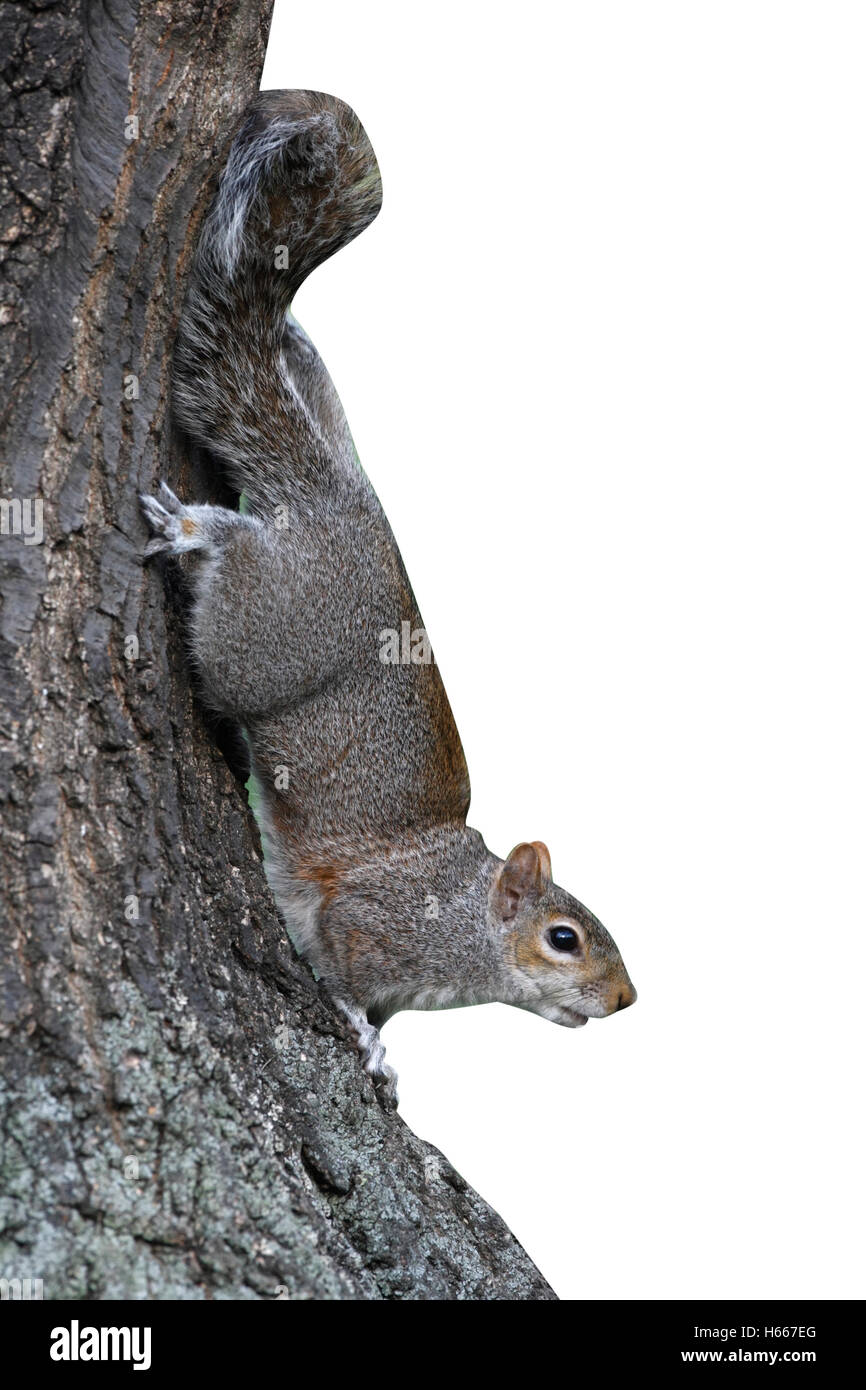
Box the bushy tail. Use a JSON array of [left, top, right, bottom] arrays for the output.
[[173, 90, 382, 516]]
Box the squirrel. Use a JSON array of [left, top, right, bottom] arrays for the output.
[[141, 90, 636, 1108]]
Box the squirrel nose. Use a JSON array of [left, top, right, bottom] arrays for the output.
[[614, 981, 637, 1012]]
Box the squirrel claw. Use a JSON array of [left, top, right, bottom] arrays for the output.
[[156, 480, 183, 513]]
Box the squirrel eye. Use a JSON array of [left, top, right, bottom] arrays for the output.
[[548, 925, 579, 952]]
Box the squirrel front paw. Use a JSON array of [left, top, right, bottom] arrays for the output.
[[363, 1054, 399, 1112], [335, 998, 400, 1111]]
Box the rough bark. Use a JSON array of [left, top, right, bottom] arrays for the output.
[[0, 0, 554, 1300]]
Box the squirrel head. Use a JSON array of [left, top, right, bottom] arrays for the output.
[[490, 842, 636, 1027]]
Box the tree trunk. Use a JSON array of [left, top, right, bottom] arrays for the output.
[[0, 0, 554, 1300]]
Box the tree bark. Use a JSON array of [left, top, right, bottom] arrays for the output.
[[0, 0, 554, 1300]]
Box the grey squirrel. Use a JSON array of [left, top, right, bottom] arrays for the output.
[[141, 90, 636, 1108]]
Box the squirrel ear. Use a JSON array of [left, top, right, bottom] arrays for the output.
[[530, 841, 552, 882], [493, 842, 548, 922]]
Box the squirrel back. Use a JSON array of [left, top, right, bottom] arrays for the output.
[[171, 89, 471, 847]]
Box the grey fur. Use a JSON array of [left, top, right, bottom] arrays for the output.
[[143, 91, 636, 1107]]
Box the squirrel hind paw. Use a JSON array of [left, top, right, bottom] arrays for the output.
[[139, 487, 204, 558]]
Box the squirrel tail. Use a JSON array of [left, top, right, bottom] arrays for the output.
[[173, 90, 382, 515]]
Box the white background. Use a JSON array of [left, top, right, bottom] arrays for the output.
[[262, 1, 865, 1300]]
